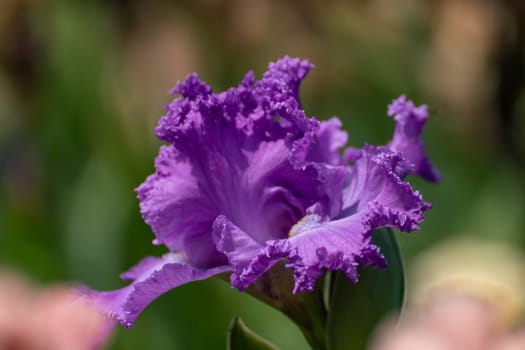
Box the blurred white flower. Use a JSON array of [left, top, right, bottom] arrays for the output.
[[370, 236, 525, 350]]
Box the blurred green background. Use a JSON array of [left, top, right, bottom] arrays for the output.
[[1, 0, 524, 348]]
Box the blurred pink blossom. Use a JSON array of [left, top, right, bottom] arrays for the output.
[[370, 293, 525, 350], [0, 269, 112, 350]]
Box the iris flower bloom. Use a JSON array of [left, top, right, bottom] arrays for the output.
[[85, 57, 439, 328]]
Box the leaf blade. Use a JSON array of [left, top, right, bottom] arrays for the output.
[[227, 316, 280, 350], [326, 228, 405, 350]]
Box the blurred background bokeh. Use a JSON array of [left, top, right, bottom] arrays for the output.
[[1, 0, 525, 348]]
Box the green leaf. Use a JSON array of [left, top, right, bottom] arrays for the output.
[[227, 316, 280, 350], [326, 228, 405, 350]]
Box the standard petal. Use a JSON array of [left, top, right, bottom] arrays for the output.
[[142, 57, 342, 251], [238, 138, 330, 241], [289, 121, 350, 218], [341, 145, 431, 226], [81, 254, 230, 328], [169, 72, 212, 100], [291, 118, 348, 166], [258, 56, 313, 106], [387, 95, 441, 182], [136, 145, 222, 267], [255, 57, 315, 131]]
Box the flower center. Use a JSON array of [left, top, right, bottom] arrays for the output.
[[288, 214, 321, 238]]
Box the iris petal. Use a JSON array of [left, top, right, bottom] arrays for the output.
[[388, 95, 441, 182], [81, 254, 229, 327]]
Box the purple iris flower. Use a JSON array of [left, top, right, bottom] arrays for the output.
[[84, 57, 439, 328]]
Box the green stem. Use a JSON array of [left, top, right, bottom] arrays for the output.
[[293, 289, 327, 350], [220, 263, 329, 349]]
